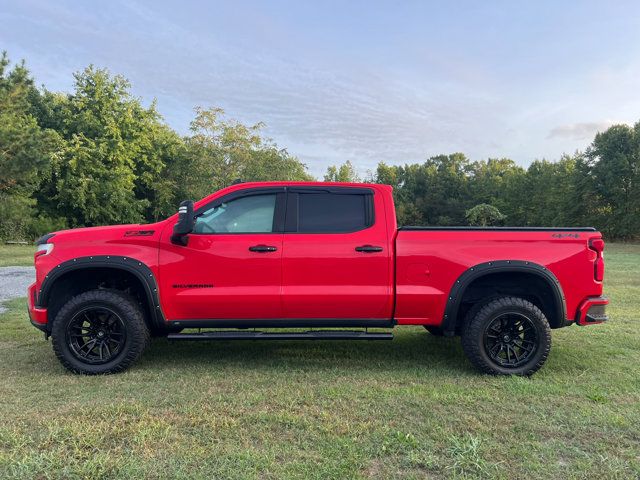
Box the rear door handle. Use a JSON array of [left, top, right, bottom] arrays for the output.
[[249, 244, 278, 253], [355, 245, 383, 253]]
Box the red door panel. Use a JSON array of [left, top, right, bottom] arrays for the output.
[[282, 232, 391, 318], [158, 188, 285, 321], [159, 234, 283, 320], [281, 188, 393, 319]]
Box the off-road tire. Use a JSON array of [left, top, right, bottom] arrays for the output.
[[461, 296, 551, 376], [51, 290, 150, 374]]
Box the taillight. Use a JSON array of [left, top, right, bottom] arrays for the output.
[[589, 238, 605, 282], [590, 238, 605, 253]]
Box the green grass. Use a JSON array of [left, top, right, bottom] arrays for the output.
[[0, 243, 34, 267], [1, 244, 639, 479]]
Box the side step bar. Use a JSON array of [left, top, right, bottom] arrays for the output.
[[167, 330, 393, 341]]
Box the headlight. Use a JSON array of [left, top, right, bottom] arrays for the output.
[[35, 243, 54, 258]]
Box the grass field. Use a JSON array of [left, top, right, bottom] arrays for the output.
[[0, 244, 34, 267], [0, 244, 638, 478]]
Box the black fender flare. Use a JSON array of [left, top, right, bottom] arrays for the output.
[[440, 260, 567, 335], [37, 255, 165, 331]]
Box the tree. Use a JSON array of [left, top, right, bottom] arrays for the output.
[[0, 52, 62, 239], [582, 123, 640, 238], [373, 154, 473, 226], [136, 124, 188, 221], [465, 204, 506, 226], [176, 107, 312, 202], [37, 66, 172, 227], [324, 160, 360, 182], [468, 158, 525, 222], [490, 156, 575, 227], [374, 162, 423, 225]]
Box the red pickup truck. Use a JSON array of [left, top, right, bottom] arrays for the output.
[[28, 182, 608, 376]]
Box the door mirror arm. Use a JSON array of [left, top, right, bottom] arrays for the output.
[[171, 200, 195, 246]]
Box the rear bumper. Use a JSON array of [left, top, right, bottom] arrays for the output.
[[27, 282, 48, 332], [576, 296, 609, 325]]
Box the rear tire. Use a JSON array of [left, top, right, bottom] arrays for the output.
[[51, 290, 150, 374], [461, 296, 551, 376]]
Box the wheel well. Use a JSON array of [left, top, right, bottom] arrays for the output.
[[455, 271, 563, 330], [44, 267, 154, 331]]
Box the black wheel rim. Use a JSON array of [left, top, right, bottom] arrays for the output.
[[66, 307, 126, 364], [483, 312, 538, 368]]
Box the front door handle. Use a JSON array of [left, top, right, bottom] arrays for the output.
[[355, 245, 383, 253], [249, 244, 278, 253]]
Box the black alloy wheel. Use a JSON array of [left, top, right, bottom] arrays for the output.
[[483, 312, 537, 368], [67, 307, 127, 364]]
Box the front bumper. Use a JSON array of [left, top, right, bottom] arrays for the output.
[[27, 282, 48, 332], [576, 296, 609, 325]]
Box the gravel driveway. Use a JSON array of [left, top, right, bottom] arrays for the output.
[[0, 266, 35, 313]]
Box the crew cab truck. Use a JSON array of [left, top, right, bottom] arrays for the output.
[[28, 182, 608, 376]]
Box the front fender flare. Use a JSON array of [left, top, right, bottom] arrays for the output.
[[36, 255, 165, 330]]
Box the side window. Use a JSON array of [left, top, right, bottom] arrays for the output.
[[298, 193, 369, 233], [193, 194, 276, 234]]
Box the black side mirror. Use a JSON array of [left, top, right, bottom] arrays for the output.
[[171, 200, 195, 246]]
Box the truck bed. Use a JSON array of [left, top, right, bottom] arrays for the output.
[[393, 227, 604, 329]]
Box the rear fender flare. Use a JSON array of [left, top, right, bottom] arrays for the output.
[[441, 260, 566, 335]]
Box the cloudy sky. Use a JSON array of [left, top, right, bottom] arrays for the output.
[[2, 0, 639, 177]]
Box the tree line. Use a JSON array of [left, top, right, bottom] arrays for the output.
[[328, 144, 640, 239], [1, 52, 638, 240]]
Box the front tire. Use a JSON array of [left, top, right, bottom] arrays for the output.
[[461, 296, 551, 376], [51, 290, 150, 374]]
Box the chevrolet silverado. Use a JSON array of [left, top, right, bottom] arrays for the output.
[[28, 182, 608, 375]]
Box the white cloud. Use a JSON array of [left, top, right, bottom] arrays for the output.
[[3, 0, 640, 177], [547, 121, 619, 140]]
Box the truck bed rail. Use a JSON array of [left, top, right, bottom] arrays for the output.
[[399, 226, 596, 231]]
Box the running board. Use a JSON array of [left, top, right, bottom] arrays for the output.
[[167, 330, 393, 341]]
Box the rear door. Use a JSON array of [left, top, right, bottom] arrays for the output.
[[281, 186, 393, 320]]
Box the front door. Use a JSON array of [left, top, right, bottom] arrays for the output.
[[159, 188, 285, 321], [281, 187, 393, 320]]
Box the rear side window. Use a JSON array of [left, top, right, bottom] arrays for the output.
[[297, 192, 371, 233]]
